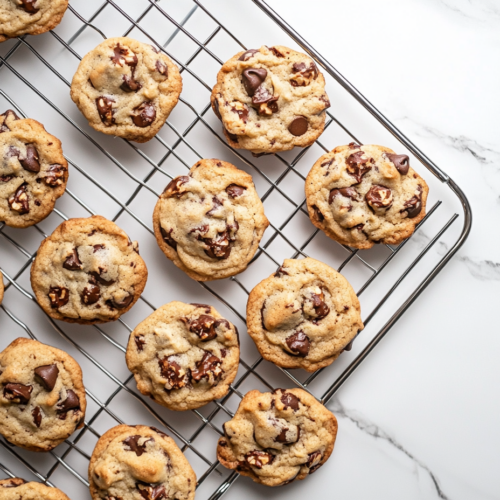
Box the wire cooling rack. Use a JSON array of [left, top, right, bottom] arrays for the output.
[[0, 0, 471, 499]]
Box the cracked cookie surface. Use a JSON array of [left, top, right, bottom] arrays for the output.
[[246, 258, 363, 372], [30, 215, 148, 324], [0, 338, 86, 452], [153, 158, 269, 281], [126, 301, 239, 411], [211, 45, 330, 155], [305, 143, 429, 249], [0, 0, 68, 43], [0, 110, 68, 228], [217, 388, 337, 487], [0, 478, 71, 500], [89, 424, 196, 500], [70, 37, 182, 143]]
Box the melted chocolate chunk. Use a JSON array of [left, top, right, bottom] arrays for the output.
[[238, 49, 258, 61], [274, 266, 288, 277], [206, 196, 223, 216], [160, 227, 177, 250], [42, 164, 66, 186], [252, 86, 278, 115], [17, 0, 39, 14], [306, 451, 322, 473], [280, 391, 300, 410], [190, 303, 211, 313], [90, 271, 115, 287], [348, 142, 362, 149], [32, 406, 42, 427], [365, 185, 393, 209], [137, 483, 166, 500], [245, 450, 275, 469], [159, 356, 187, 390], [226, 184, 246, 198], [93, 244, 105, 252], [312, 205, 324, 222], [19, 144, 40, 172], [285, 331, 310, 357], [225, 128, 239, 143], [123, 435, 153, 456], [57, 390, 80, 417], [82, 283, 100, 305], [269, 46, 285, 57], [155, 60, 168, 76], [111, 44, 137, 67], [191, 351, 223, 383], [242, 68, 267, 96], [34, 364, 59, 391], [307, 291, 330, 319], [290, 61, 318, 87], [386, 153, 410, 175], [0, 175, 13, 182], [48, 286, 69, 308], [121, 75, 142, 93], [63, 248, 82, 270], [403, 185, 423, 218], [329, 187, 358, 204], [288, 116, 308, 136], [109, 294, 133, 309], [3, 383, 32, 404], [185, 314, 219, 341], [132, 102, 156, 127], [201, 228, 234, 260], [346, 151, 372, 183], [135, 335, 146, 351], [230, 102, 249, 122], [164, 176, 190, 198], [0, 110, 21, 133], [8, 183, 29, 214], [213, 97, 222, 120], [96, 97, 115, 126]]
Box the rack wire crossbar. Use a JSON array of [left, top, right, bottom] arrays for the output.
[[0, 1, 471, 499]]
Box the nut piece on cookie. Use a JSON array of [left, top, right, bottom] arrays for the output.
[[305, 143, 429, 249], [70, 37, 182, 143], [246, 258, 363, 372], [0, 0, 68, 43], [30, 215, 148, 324], [153, 158, 269, 281], [0, 110, 69, 228], [217, 388, 338, 487], [89, 424, 196, 500], [0, 338, 86, 452], [0, 478, 72, 500], [126, 301, 240, 411], [211, 45, 330, 155]]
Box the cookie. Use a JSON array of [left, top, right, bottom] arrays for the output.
[[211, 45, 330, 155], [153, 158, 269, 281], [217, 388, 337, 487], [0, 110, 68, 228], [70, 37, 182, 143], [305, 143, 429, 249], [0, 478, 71, 500], [0, 271, 4, 305], [0, 0, 68, 43], [30, 215, 148, 324], [0, 338, 86, 452], [126, 301, 239, 411], [89, 424, 196, 500], [246, 258, 363, 372]]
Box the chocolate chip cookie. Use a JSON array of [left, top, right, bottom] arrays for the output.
[[211, 45, 330, 155], [0, 110, 68, 228], [0, 478, 71, 500], [89, 425, 196, 500], [126, 301, 239, 411], [153, 158, 269, 281], [305, 143, 429, 249], [0, 337, 86, 452], [70, 37, 182, 143], [30, 215, 148, 324], [246, 258, 363, 372], [218, 388, 337, 487], [0, 0, 69, 43]]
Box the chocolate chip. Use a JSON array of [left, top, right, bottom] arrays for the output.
[[0, 176, 13, 182], [213, 98, 222, 120], [238, 49, 258, 61], [221, 348, 228, 358], [403, 185, 423, 218], [3, 383, 32, 404], [225, 128, 239, 143], [137, 483, 166, 500], [245, 450, 275, 469], [132, 102, 156, 127], [34, 364, 59, 391], [226, 184, 246, 198], [121, 75, 142, 93], [319, 95, 331, 109], [285, 331, 310, 357], [366, 185, 393, 209], [190, 303, 211, 313], [93, 244, 105, 252], [191, 351, 223, 383], [90, 271, 115, 286], [290, 61, 318, 87], [230, 102, 249, 122], [63, 248, 82, 270], [42, 164, 66, 187], [96, 97, 115, 126], [48, 286, 69, 309], [185, 314, 218, 341], [159, 356, 187, 390], [32, 406, 42, 427], [123, 435, 152, 456], [329, 187, 358, 204], [280, 391, 300, 410], [274, 266, 288, 277], [207, 196, 223, 216], [306, 290, 330, 320], [19, 144, 40, 172], [288, 116, 308, 136], [0, 110, 21, 133], [306, 451, 322, 473], [252, 86, 278, 115], [8, 183, 29, 213], [82, 283, 100, 305], [155, 60, 168, 76], [57, 390, 80, 416], [201, 228, 234, 259], [348, 142, 362, 149], [164, 176, 190, 198], [242, 68, 267, 96], [343, 339, 354, 352], [269, 46, 285, 57], [111, 44, 138, 67], [346, 151, 372, 183], [109, 293, 133, 309], [135, 335, 146, 351], [17, 0, 39, 14], [312, 205, 324, 222], [160, 227, 177, 250]]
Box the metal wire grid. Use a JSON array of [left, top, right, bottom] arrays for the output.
[[0, 0, 471, 499]]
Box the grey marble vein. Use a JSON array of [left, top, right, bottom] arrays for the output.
[[436, 0, 500, 24], [330, 398, 451, 499]]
